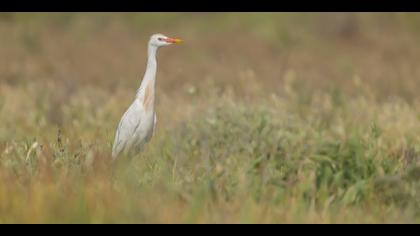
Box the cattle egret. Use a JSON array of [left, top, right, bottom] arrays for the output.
[[112, 33, 182, 160]]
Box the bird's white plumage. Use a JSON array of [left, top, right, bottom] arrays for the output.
[[111, 33, 181, 160], [112, 99, 155, 158]]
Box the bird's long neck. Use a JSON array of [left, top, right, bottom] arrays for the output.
[[136, 45, 158, 111]]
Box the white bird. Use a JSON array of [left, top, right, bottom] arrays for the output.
[[112, 33, 182, 160]]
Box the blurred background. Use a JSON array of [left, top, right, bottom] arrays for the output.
[[1, 13, 420, 138]]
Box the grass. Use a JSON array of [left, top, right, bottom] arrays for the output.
[[0, 13, 420, 223]]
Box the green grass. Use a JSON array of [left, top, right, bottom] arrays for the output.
[[0, 13, 420, 223], [1, 88, 419, 223]]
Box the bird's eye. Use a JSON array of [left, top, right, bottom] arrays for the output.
[[158, 37, 163, 41]]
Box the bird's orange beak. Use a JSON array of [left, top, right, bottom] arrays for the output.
[[164, 37, 183, 44]]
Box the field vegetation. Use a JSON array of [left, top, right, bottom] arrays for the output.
[[0, 13, 420, 223]]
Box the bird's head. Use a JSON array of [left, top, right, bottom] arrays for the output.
[[149, 33, 182, 48]]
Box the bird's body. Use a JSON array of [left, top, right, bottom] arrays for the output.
[[111, 97, 156, 158], [112, 34, 181, 160]]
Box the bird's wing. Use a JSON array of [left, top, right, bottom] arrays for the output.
[[112, 100, 143, 159]]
